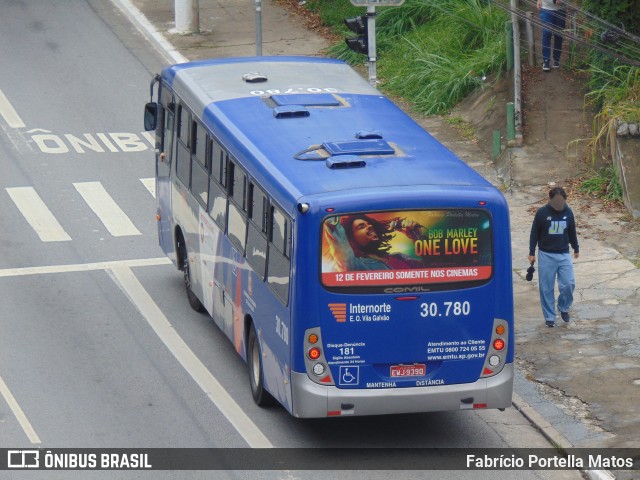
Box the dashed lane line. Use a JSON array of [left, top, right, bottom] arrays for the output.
[[6, 187, 72, 242], [73, 181, 141, 237]]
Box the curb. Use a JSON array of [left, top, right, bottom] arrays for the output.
[[512, 393, 615, 480], [110, 0, 188, 65]]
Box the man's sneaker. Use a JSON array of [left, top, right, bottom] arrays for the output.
[[546, 320, 555, 328], [553, 59, 560, 69], [561, 311, 570, 322], [542, 60, 551, 71]]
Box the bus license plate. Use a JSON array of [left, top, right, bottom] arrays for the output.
[[390, 364, 426, 377]]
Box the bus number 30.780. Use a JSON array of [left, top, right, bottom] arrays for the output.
[[420, 301, 471, 318]]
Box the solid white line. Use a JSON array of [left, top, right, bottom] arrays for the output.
[[73, 182, 141, 237], [0, 257, 171, 278], [140, 177, 156, 198], [0, 88, 26, 128], [0, 375, 41, 444], [108, 265, 273, 448], [6, 187, 71, 242]]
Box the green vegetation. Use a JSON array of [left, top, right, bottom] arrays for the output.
[[579, 3, 640, 204], [305, 0, 508, 115], [582, 0, 640, 36], [579, 62, 639, 203], [303, 0, 637, 204], [579, 165, 624, 202]]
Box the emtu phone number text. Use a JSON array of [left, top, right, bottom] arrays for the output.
[[427, 339, 486, 361]]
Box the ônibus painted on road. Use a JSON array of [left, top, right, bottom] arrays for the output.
[[144, 56, 514, 418]]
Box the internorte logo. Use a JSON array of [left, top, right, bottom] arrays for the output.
[[329, 302, 393, 322], [328, 303, 347, 322]]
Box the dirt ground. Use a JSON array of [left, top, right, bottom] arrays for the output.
[[518, 66, 640, 264]]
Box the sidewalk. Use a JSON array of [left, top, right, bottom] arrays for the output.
[[115, 0, 639, 457]]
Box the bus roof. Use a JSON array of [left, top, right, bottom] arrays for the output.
[[161, 57, 496, 213]]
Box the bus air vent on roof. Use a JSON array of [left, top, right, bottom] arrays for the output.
[[273, 105, 310, 119], [271, 94, 341, 107], [242, 72, 268, 83], [323, 139, 394, 156], [326, 155, 366, 169], [355, 130, 383, 139]]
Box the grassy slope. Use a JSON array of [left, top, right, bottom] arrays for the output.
[[303, 0, 508, 115]]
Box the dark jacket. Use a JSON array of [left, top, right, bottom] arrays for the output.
[[529, 203, 579, 256]]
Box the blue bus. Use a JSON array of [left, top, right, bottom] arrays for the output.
[[144, 56, 514, 418]]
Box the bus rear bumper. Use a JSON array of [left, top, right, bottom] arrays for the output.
[[290, 363, 514, 418]]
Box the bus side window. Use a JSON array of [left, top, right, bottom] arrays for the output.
[[271, 207, 290, 257], [190, 120, 209, 208], [208, 177, 227, 229], [267, 206, 291, 304], [246, 183, 268, 279], [176, 105, 191, 187], [159, 85, 174, 155], [227, 160, 248, 252], [163, 109, 174, 159], [229, 159, 247, 210]]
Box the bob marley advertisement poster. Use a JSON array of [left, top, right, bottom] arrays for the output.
[[321, 210, 493, 287]]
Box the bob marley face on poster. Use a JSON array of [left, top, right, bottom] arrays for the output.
[[321, 209, 493, 287]]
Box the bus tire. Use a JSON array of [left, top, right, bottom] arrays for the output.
[[179, 241, 206, 313], [247, 323, 275, 407]]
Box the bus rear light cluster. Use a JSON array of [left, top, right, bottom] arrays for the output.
[[480, 318, 509, 378], [303, 327, 335, 385]]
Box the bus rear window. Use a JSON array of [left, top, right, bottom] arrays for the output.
[[321, 209, 492, 289]]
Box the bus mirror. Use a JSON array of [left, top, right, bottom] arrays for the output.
[[144, 102, 158, 131]]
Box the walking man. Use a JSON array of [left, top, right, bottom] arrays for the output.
[[537, 0, 567, 71], [528, 187, 580, 327]]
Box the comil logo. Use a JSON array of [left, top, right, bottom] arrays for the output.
[[8, 450, 39, 468], [328, 303, 347, 322]]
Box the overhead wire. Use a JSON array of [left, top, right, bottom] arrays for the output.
[[492, 0, 640, 66], [516, 0, 640, 56]]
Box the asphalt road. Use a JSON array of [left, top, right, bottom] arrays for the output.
[[0, 1, 583, 479]]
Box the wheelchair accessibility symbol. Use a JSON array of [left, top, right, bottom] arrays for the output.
[[339, 366, 359, 386]]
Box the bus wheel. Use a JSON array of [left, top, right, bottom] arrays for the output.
[[181, 248, 206, 313], [247, 324, 275, 407]]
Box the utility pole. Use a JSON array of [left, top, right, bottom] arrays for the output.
[[347, 0, 404, 86], [171, 0, 200, 34], [255, 0, 263, 56]]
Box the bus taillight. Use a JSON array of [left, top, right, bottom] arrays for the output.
[[308, 347, 321, 360], [493, 339, 505, 351], [308, 333, 319, 344], [495, 325, 505, 335]]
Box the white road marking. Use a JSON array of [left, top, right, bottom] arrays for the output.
[[0, 257, 272, 447], [6, 187, 71, 242], [140, 177, 156, 198], [0, 257, 171, 278], [0, 88, 26, 128], [0, 375, 41, 444], [108, 265, 273, 448], [73, 181, 141, 237]]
